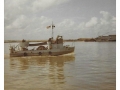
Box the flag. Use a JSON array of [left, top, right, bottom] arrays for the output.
[[46, 25, 55, 29], [52, 25, 55, 29], [46, 26, 51, 29]]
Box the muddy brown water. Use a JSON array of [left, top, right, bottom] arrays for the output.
[[4, 42, 116, 90]]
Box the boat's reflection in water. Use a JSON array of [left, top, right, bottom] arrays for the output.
[[9, 55, 75, 87]]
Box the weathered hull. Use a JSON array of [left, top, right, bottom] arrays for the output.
[[10, 47, 75, 57]]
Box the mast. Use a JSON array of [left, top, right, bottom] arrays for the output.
[[51, 21, 55, 39], [52, 21, 53, 39], [46, 22, 55, 39]]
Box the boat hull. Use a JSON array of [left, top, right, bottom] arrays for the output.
[[10, 47, 75, 57]]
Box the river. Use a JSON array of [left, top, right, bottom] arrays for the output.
[[4, 42, 116, 90]]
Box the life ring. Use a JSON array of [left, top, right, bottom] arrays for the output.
[[39, 52, 42, 55], [24, 52, 27, 56], [49, 51, 52, 55]]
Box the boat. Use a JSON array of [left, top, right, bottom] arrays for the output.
[[9, 23, 75, 57]]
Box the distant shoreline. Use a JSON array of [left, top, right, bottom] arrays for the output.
[[4, 39, 116, 43]]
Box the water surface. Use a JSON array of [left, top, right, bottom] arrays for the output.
[[4, 42, 116, 90]]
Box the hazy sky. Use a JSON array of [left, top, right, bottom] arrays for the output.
[[4, 0, 116, 40]]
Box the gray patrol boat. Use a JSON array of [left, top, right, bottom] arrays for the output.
[[9, 23, 75, 57]]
